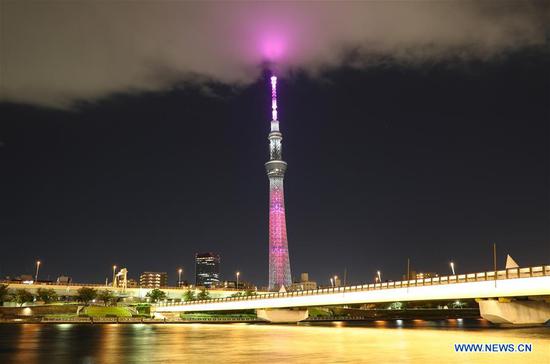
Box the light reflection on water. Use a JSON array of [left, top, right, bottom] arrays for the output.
[[0, 321, 548, 363]]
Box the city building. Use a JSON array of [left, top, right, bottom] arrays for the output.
[[266, 75, 292, 290], [126, 278, 138, 288], [9, 274, 36, 284], [415, 272, 439, 280], [219, 280, 254, 290], [139, 272, 168, 288], [402, 271, 439, 280], [56, 275, 71, 284], [290, 272, 317, 291], [195, 252, 220, 287]]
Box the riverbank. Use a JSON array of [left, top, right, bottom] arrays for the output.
[[0, 305, 482, 324], [0, 317, 263, 324], [0, 314, 484, 325]]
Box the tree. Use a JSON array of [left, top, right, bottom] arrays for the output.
[[451, 300, 467, 309], [14, 289, 34, 307], [146, 288, 167, 303], [197, 288, 210, 300], [97, 290, 115, 306], [388, 302, 404, 310], [244, 290, 257, 297], [37, 288, 58, 304], [183, 290, 196, 302], [0, 284, 9, 304], [76, 287, 97, 305], [231, 290, 255, 298]]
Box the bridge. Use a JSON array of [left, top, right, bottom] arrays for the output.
[[155, 265, 550, 325]]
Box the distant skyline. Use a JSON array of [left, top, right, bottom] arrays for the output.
[[1, 2, 549, 286]]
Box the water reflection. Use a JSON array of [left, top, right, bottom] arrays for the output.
[[11, 324, 40, 363], [0, 320, 548, 363]]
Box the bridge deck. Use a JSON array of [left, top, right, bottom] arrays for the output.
[[155, 265, 550, 312]]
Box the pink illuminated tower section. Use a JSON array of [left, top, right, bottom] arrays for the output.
[[265, 75, 292, 290]]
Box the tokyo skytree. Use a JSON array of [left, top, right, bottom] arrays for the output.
[[265, 75, 292, 290]]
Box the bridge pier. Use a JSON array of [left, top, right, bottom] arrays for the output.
[[478, 299, 550, 325], [256, 308, 309, 323]]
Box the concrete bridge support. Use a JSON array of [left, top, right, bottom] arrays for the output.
[[478, 299, 550, 325], [256, 308, 309, 323], [152, 311, 180, 320]]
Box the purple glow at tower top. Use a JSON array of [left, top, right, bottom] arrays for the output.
[[261, 36, 285, 61], [271, 75, 278, 121]]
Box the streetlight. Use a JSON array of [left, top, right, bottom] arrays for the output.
[[178, 268, 183, 287], [377, 270, 381, 283], [35, 260, 41, 283], [236, 271, 240, 290], [112, 265, 117, 287], [450, 261, 456, 275]]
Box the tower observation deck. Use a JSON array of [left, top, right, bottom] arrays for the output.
[[265, 75, 292, 290]]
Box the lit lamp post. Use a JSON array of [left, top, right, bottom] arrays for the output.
[[450, 261, 456, 275], [35, 260, 41, 283], [112, 265, 117, 288], [236, 271, 240, 290], [377, 270, 381, 283], [178, 268, 183, 287]]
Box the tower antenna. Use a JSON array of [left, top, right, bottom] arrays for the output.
[[270, 75, 279, 131]]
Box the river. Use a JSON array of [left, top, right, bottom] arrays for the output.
[[0, 320, 548, 363]]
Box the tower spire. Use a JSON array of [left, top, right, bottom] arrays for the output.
[[270, 75, 279, 132], [265, 74, 292, 290]]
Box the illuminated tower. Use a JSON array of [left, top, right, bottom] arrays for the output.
[[265, 75, 292, 290]]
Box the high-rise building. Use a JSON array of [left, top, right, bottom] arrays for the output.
[[139, 271, 168, 288], [195, 252, 220, 287], [265, 75, 292, 290]]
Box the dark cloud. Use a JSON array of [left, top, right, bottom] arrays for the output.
[[1, 1, 548, 108]]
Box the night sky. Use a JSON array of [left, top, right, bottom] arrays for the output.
[[1, 2, 549, 287]]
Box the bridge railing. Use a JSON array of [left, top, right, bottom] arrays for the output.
[[155, 265, 550, 307]]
